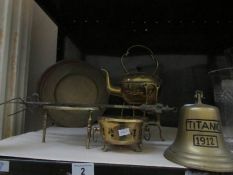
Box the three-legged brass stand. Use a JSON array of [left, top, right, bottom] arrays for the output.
[[143, 113, 164, 141], [42, 105, 99, 149]]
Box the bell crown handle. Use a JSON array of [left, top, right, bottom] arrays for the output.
[[120, 45, 159, 75], [194, 90, 204, 104]]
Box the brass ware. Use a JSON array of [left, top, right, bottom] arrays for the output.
[[4, 97, 175, 148], [143, 115, 164, 141], [42, 105, 99, 149], [98, 117, 143, 151], [38, 60, 108, 127], [102, 45, 160, 105], [164, 90, 233, 172]]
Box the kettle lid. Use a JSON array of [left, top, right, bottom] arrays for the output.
[[121, 73, 159, 83]]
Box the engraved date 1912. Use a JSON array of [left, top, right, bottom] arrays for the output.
[[193, 135, 218, 148]]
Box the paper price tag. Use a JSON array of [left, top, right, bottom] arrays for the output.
[[0, 160, 9, 172], [72, 163, 94, 175], [118, 128, 130, 136]]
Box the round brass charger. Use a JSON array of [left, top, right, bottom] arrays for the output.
[[38, 60, 108, 127]]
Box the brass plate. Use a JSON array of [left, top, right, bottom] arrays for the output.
[[38, 60, 108, 127]]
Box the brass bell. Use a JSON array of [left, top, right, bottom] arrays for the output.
[[164, 90, 233, 172]]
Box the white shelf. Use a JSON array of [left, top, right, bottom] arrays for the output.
[[0, 126, 184, 169]]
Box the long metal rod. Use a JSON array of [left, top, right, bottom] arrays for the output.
[[1, 98, 175, 114], [23, 101, 175, 113]]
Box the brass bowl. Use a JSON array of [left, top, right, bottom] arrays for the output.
[[98, 117, 143, 151]]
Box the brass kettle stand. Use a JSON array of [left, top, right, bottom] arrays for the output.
[[143, 113, 165, 141], [42, 105, 99, 149]]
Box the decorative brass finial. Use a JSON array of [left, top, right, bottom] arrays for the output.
[[194, 90, 204, 104]]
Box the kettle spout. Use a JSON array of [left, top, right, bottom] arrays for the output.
[[101, 68, 121, 97]]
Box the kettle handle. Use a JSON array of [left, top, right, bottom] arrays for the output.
[[120, 45, 159, 75]]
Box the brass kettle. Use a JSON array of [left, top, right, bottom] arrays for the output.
[[102, 45, 160, 105], [164, 90, 233, 172]]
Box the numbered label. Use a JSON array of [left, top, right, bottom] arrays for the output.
[[0, 160, 9, 172], [72, 163, 94, 175], [193, 135, 218, 148], [118, 128, 130, 136]]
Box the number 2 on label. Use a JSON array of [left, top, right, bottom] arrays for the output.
[[72, 163, 94, 175], [81, 168, 85, 175]]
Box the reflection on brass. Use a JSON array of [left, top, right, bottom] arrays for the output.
[[102, 45, 160, 105], [98, 117, 143, 151], [164, 90, 233, 172]]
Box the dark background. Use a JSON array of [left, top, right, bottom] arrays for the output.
[[34, 0, 233, 126], [35, 0, 233, 56]]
